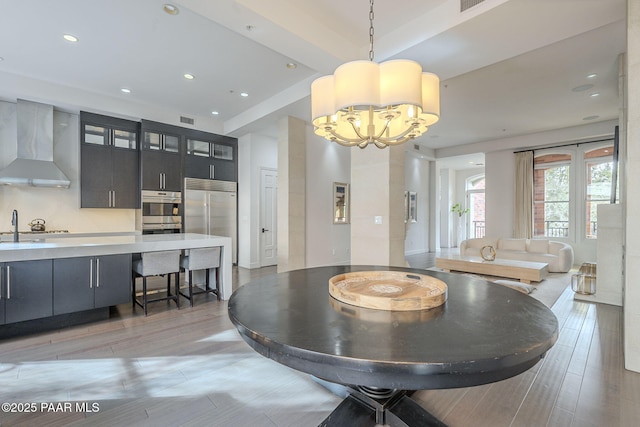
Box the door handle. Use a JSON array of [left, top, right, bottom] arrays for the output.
[[6, 265, 10, 299], [262, 228, 269, 233]]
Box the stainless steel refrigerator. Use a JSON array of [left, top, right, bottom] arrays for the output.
[[184, 178, 237, 264]]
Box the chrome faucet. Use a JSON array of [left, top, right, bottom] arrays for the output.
[[11, 209, 18, 242]]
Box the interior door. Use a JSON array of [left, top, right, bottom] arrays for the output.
[[260, 168, 277, 267]]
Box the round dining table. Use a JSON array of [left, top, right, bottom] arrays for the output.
[[228, 265, 558, 427]]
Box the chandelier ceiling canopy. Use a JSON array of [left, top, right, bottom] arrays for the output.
[[310, 0, 440, 149]]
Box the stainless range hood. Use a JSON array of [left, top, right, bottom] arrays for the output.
[[0, 99, 71, 188]]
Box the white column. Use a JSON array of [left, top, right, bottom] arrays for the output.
[[350, 146, 405, 267], [624, 0, 640, 372], [277, 116, 306, 272]]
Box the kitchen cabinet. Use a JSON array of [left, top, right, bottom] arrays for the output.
[[53, 254, 131, 315], [0, 260, 53, 325], [141, 120, 183, 192], [80, 112, 140, 208], [184, 133, 237, 182]]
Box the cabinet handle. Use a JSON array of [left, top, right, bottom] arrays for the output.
[[90, 259, 93, 288], [159, 173, 163, 190], [112, 191, 116, 208], [1, 266, 3, 300], [6, 265, 10, 300], [210, 164, 214, 179], [96, 258, 100, 288]]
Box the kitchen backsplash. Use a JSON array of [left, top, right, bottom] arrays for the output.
[[0, 100, 136, 233]]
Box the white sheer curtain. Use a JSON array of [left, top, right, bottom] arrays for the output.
[[514, 151, 534, 238]]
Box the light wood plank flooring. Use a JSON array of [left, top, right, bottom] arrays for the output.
[[0, 253, 639, 426]]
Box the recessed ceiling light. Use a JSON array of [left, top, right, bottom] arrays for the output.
[[590, 92, 600, 97], [587, 73, 598, 79], [184, 73, 195, 80], [163, 4, 179, 15], [121, 88, 131, 94], [211, 111, 219, 115], [286, 62, 297, 69], [63, 34, 78, 43], [240, 92, 249, 97], [572, 84, 594, 92]]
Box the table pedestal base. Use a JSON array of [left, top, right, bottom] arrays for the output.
[[316, 382, 447, 427]]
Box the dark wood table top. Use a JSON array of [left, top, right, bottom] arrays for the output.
[[228, 265, 558, 390]]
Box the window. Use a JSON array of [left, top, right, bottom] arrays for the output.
[[585, 146, 617, 238], [466, 175, 485, 238], [534, 153, 571, 238]]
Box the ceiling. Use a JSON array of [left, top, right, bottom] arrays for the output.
[[0, 0, 627, 166]]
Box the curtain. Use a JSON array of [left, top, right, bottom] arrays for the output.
[[514, 151, 534, 238]]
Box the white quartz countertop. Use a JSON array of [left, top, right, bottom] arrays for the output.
[[0, 233, 232, 262]]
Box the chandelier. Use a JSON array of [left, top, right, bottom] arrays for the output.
[[311, 0, 440, 149]]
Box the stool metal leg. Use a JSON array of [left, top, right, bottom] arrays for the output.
[[142, 276, 148, 316]]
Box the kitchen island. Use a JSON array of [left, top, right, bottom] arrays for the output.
[[0, 233, 232, 336]]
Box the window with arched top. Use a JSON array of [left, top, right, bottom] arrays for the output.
[[584, 145, 617, 238], [466, 174, 485, 238]]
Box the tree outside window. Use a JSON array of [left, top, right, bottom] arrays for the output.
[[534, 154, 571, 238]]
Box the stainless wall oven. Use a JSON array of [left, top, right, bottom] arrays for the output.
[[141, 190, 182, 234]]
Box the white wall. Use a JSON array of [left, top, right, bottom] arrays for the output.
[[438, 168, 455, 247], [485, 150, 516, 239], [404, 154, 430, 255], [237, 133, 277, 269], [305, 128, 351, 267], [0, 101, 135, 232]]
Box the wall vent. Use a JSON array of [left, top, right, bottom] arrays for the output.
[[460, 0, 485, 12], [180, 115, 195, 125]]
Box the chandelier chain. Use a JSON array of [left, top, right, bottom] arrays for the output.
[[369, 0, 375, 61]]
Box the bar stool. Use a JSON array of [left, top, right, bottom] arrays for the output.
[[132, 250, 181, 316], [179, 247, 221, 307]]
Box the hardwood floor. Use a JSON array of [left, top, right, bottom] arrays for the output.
[[1, 253, 639, 426]]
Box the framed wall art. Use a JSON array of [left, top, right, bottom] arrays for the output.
[[333, 182, 350, 224], [409, 191, 417, 223]]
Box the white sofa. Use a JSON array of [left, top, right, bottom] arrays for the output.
[[459, 237, 574, 273]]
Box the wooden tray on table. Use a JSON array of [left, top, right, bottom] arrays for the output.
[[328, 270, 447, 311]]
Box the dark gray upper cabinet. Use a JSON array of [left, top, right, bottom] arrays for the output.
[[1, 260, 53, 324], [184, 131, 237, 182], [80, 112, 140, 208], [141, 120, 183, 192]]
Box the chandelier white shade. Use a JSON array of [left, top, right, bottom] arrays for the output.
[[311, 59, 440, 149]]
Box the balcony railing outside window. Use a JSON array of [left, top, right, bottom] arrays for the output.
[[472, 221, 485, 238], [545, 221, 568, 237]]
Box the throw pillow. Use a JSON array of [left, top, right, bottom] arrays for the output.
[[528, 239, 550, 254], [501, 238, 526, 251]]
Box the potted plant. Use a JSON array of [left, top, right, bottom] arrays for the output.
[[451, 203, 470, 247], [451, 203, 470, 217]]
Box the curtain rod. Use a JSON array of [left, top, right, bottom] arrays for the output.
[[513, 136, 614, 154]]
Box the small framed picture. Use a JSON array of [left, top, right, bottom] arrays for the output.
[[409, 191, 417, 223], [333, 182, 350, 224], [404, 191, 409, 223]]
